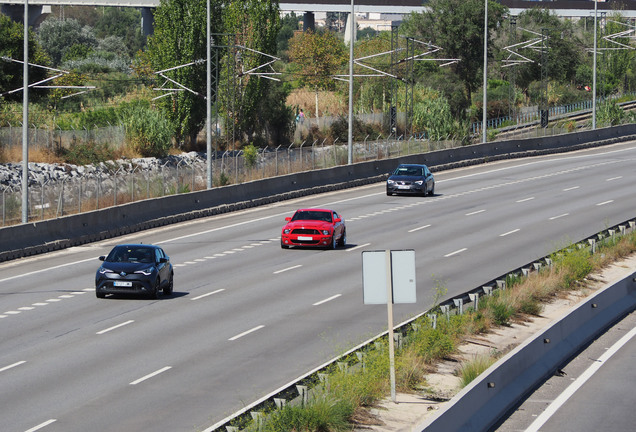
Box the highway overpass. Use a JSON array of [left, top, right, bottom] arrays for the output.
[[4, 1, 636, 32]]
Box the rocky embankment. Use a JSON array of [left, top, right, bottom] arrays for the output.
[[0, 152, 207, 189]]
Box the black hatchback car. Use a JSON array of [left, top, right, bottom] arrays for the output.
[[95, 244, 173, 299], [386, 164, 435, 196]]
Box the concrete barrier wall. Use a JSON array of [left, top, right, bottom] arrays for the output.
[[415, 271, 636, 432], [2, 125, 635, 261]]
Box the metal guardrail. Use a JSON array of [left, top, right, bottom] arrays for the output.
[[205, 217, 636, 431]]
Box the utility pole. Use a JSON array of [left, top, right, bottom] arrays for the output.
[[482, 0, 488, 143], [22, 0, 29, 223]]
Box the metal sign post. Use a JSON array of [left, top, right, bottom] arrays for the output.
[[385, 250, 397, 403], [362, 249, 416, 403]]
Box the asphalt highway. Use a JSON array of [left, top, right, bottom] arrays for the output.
[[1, 142, 635, 432], [495, 310, 636, 432]]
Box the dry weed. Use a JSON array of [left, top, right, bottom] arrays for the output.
[[286, 88, 347, 117]]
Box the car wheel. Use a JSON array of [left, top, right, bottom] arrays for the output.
[[430, 183, 435, 196], [338, 229, 347, 247], [330, 235, 338, 250], [386, 190, 392, 196], [281, 240, 289, 249], [96, 291, 105, 299], [150, 278, 161, 299], [163, 273, 174, 296]]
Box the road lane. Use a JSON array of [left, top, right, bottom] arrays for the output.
[[1, 142, 635, 431]]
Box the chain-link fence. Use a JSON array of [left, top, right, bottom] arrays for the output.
[[1, 135, 466, 226], [2, 101, 633, 227], [0, 122, 126, 151]]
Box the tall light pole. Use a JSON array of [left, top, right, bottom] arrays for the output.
[[592, 0, 598, 130], [22, 0, 29, 223], [482, 0, 488, 143], [206, 0, 213, 188], [347, 0, 355, 165]]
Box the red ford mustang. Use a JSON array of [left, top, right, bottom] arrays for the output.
[[281, 208, 347, 249]]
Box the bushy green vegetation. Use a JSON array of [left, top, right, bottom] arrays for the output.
[[229, 231, 636, 432], [119, 100, 173, 158], [458, 354, 497, 388], [3, 2, 636, 164]]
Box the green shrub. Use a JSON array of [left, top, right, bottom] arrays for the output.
[[56, 141, 115, 165], [243, 143, 259, 168], [410, 321, 456, 363], [118, 100, 173, 158], [518, 295, 542, 316], [458, 354, 497, 388], [260, 395, 354, 432], [553, 248, 593, 289], [482, 293, 515, 326], [215, 171, 230, 187]]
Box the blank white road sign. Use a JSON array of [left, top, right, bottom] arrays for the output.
[[362, 250, 416, 304]]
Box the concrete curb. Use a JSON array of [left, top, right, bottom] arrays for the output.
[[414, 271, 636, 432]]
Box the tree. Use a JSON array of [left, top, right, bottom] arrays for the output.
[[37, 18, 98, 66], [597, 14, 636, 95], [221, 0, 282, 145], [512, 9, 584, 96], [412, 86, 459, 140], [277, 12, 300, 57], [93, 7, 145, 58], [147, 0, 283, 148], [0, 13, 50, 102], [288, 29, 348, 122], [119, 99, 174, 158], [146, 0, 222, 146], [401, 0, 507, 113]]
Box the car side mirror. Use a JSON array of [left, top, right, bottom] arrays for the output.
[[160, 257, 168, 263], [334, 218, 342, 223], [285, 217, 292, 222], [98, 256, 105, 261]]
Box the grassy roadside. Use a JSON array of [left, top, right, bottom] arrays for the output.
[[228, 228, 636, 432]]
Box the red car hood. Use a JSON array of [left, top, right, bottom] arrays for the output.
[[284, 220, 333, 230]]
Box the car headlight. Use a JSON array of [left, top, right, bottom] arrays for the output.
[[134, 267, 154, 276], [387, 179, 395, 185], [283, 228, 291, 234], [322, 230, 330, 235], [415, 180, 424, 185], [99, 267, 114, 274]]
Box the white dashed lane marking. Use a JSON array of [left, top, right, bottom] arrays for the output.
[[1, 290, 88, 321]]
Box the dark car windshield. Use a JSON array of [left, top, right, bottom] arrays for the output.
[[106, 246, 155, 263], [394, 166, 424, 176], [291, 211, 332, 223]]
